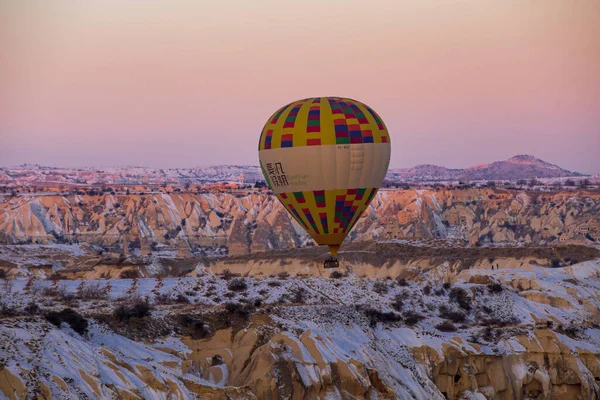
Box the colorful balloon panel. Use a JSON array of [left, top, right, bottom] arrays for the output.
[[259, 97, 390, 150], [275, 188, 378, 247], [258, 97, 391, 255]]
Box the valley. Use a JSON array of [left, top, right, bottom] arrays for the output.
[[1, 241, 600, 399], [1, 182, 600, 399]]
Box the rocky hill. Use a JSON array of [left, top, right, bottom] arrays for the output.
[[0, 188, 598, 253], [387, 155, 584, 182]]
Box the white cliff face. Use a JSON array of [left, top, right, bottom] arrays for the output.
[[1, 188, 599, 251], [1, 257, 600, 399]]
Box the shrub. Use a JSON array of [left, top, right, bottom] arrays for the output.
[[0, 269, 7, 279], [45, 308, 88, 335], [487, 283, 503, 294], [267, 280, 281, 287], [227, 277, 248, 292], [120, 269, 140, 279], [483, 327, 495, 341], [252, 297, 263, 307], [0, 303, 17, 316], [23, 301, 40, 315], [482, 315, 520, 327], [154, 293, 173, 304], [468, 333, 481, 344], [41, 286, 59, 297], [113, 301, 152, 321], [224, 301, 254, 317], [330, 271, 345, 279], [220, 269, 240, 281], [481, 305, 493, 314], [403, 310, 424, 326], [57, 285, 75, 302], [373, 281, 389, 294], [558, 325, 581, 339], [396, 277, 409, 287], [174, 294, 190, 303], [443, 282, 451, 290], [391, 295, 404, 311], [423, 285, 431, 295], [292, 287, 307, 303], [179, 314, 210, 339], [449, 287, 471, 311], [436, 321, 457, 332], [277, 271, 290, 279], [439, 305, 466, 323], [364, 308, 402, 327], [78, 282, 108, 300]]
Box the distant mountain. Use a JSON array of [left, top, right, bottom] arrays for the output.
[[386, 155, 584, 182], [0, 165, 263, 186], [1, 155, 584, 186]]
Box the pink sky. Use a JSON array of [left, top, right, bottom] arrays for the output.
[[1, 0, 599, 173]]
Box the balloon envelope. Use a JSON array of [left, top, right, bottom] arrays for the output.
[[258, 97, 391, 255]]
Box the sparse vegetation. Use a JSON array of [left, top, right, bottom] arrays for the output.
[[23, 301, 40, 315], [45, 308, 89, 335], [403, 310, 424, 326], [449, 287, 471, 311], [363, 308, 402, 327], [436, 320, 457, 332], [224, 301, 255, 318], [220, 269, 241, 281], [373, 281, 389, 294], [113, 301, 152, 321], [178, 314, 210, 339], [396, 277, 409, 287], [277, 271, 290, 279], [391, 295, 404, 311], [57, 284, 76, 302], [438, 305, 466, 323], [227, 277, 248, 292], [487, 283, 503, 293], [330, 271, 345, 279], [291, 287, 307, 303], [0, 302, 17, 317], [120, 269, 140, 279], [77, 282, 109, 300], [557, 324, 581, 339]]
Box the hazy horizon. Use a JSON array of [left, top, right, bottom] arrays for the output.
[[1, 153, 595, 176], [1, 1, 599, 174]]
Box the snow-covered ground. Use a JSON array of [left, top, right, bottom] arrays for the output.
[[1, 258, 600, 399]]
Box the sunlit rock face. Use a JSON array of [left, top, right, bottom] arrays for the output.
[[1, 189, 598, 251]]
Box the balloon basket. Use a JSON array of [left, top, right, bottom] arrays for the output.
[[324, 256, 339, 269]]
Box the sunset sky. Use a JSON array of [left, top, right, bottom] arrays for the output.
[[1, 0, 599, 173]]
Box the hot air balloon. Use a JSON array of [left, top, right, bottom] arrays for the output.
[[258, 97, 391, 268]]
